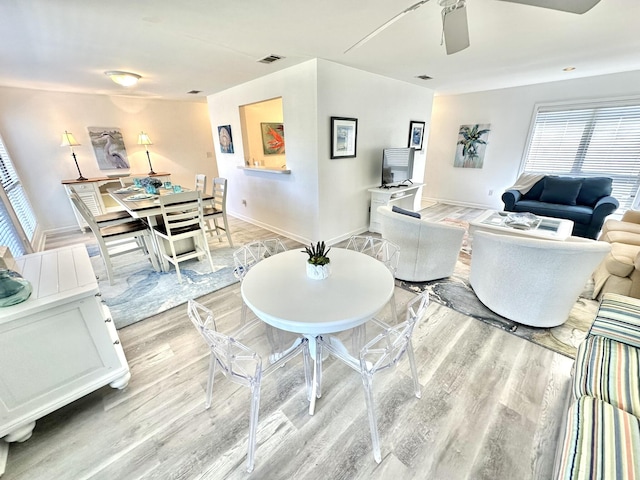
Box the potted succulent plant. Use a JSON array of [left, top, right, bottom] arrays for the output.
[[303, 241, 331, 280]]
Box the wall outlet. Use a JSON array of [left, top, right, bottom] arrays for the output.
[[242, 199, 247, 206], [488, 189, 494, 196]]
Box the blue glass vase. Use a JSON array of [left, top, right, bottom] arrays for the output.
[[0, 269, 32, 307]]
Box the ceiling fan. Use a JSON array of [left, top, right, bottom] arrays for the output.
[[344, 0, 601, 55]]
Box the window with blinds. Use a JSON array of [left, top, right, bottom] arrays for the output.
[[522, 100, 640, 211], [0, 136, 37, 256]]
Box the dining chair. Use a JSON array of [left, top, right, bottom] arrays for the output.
[[69, 192, 159, 284], [195, 173, 207, 193], [203, 177, 233, 246], [152, 190, 214, 283], [233, 238, 288, 324], [316, 291, 429, 463], [187, 299, 312, 473], [346, 235, 401, 322]]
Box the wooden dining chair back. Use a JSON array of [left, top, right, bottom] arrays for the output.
[[316, 291, 429, 463], [152, 190, 214, 283], [346, 235, 401, 322], [195, 173, 207, 193], [203, 177, 233, 246], [187, 299, 311, 473], [69, 192, 158, 284], [233, 239, 287, 324]]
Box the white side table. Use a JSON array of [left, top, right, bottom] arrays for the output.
[[0, 245, 131, 475]]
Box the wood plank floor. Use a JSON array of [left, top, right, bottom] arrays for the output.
[[2, 205, 574, 479]]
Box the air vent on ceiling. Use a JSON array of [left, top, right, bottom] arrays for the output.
[[416, 75, 433, 80], [187, 90, 202, 94], [258, 54, 284, 64]]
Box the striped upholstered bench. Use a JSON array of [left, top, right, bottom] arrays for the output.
[[555, 293, 640, 479]]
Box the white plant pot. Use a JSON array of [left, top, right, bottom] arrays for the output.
[[306, 262, 331, 280]]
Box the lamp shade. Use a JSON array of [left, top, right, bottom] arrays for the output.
[[105, 71, 141, 87], [137, 132, 153, 146], [60, 131, 80, 147]]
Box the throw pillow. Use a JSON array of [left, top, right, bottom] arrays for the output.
[[392, 205, 421, 219], [539, 177, 582, 205], [577, 177, 612, 207]]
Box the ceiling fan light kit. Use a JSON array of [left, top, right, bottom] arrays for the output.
[[441, 0, 469, 55]]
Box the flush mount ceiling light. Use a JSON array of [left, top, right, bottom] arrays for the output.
[[104, 70, 141, 87], [563, 66, 576, 71]]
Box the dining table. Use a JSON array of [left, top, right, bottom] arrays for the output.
[[240, 247, 395, 414], [108, 186, 213, 272]]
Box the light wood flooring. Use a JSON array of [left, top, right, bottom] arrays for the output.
[[2, 205, 574, 479]]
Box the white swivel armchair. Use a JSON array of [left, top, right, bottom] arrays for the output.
[[469, 230, 611, 327], [377, 205, 465, 282]]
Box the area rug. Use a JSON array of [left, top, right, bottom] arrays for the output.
[[397, 251, 599, 358], [87, 244, 239, 329]]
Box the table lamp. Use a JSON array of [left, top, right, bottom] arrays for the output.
[[137, 132, 156, 175], [60, 131, 86, 181]]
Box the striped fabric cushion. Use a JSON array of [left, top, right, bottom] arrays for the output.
[[556, 396, 640, 480], [573, 336, 640, 418], [589, 293, 640, 349]]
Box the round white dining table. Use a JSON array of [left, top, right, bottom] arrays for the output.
[[240, 247, 395, 414]]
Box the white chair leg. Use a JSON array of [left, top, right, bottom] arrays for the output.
[[407, 339, 421, 398], [361, 373, 382, 463], [205, 354, 217, 409], [222, 214, 233, 246]]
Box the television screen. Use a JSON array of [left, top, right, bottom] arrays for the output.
[[381, 147, 415, 187]]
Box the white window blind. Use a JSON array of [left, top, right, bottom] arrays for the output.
[[0, 136, 36, 257], [522, 101, 640, 211]]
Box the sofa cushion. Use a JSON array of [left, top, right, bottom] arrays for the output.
[[521, 178, 545, 200], [556, 396, 640, 479], [601, 230, 640, 246], [603, 243, 640, 278], [577, 177, 613, 207], [513, 201, 593, 225], [539, 177, 582, 205], [391, 205, 421, 219], [589, 293, 640, 349], [573, 336, 640, 418]]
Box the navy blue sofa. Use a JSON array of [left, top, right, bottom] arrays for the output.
[[501, 176, 619, 239]]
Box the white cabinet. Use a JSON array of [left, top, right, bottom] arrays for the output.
[[62, 172, 171, 231], [0, 246, 130, 465], [368, 183, 424, 233]]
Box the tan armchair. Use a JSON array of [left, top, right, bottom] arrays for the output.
[[593, 211, 640, 299]]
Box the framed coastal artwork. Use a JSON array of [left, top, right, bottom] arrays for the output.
[[260, 123, 285, 155], [408, 120, 426, 150], [86, 127, 130, 170], [330, 117, 358, 159], [454, 124, 491, 169], [218, 125, 234, 154]]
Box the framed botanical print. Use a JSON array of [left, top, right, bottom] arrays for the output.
[[408, 120, 426, 150]]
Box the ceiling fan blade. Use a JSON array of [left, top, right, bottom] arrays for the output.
[[344, 0, 432, 54], [442, 3, 470, 55], [497, 0, 601, 14]]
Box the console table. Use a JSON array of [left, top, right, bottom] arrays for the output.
[[0, 245, 131, 475], [62, 172, 171, 231], [368, 183, 424, 233]]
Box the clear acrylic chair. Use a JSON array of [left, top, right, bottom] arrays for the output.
[[187, 299, 311, 473], [233, 239, 288, 324], [316, 291, 428, 463], [345, 235, 401, 322]]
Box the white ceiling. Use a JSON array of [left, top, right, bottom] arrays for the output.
[[1, 0, 639, 101]]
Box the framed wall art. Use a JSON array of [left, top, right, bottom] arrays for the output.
[[408, 120, 426, 150], [330, 117, 358, 159], [454, 124, 491, 169], [218, 125, 234, 154], [87, 127, 130, 170], [261, 123, 285, 155]]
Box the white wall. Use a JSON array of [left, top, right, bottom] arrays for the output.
[[425, 70, 640, 209], [0, 86, 215, 234], [208, 58, 435, 244], [316, 59, 434, 242], [208, 61, 319, 244]]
